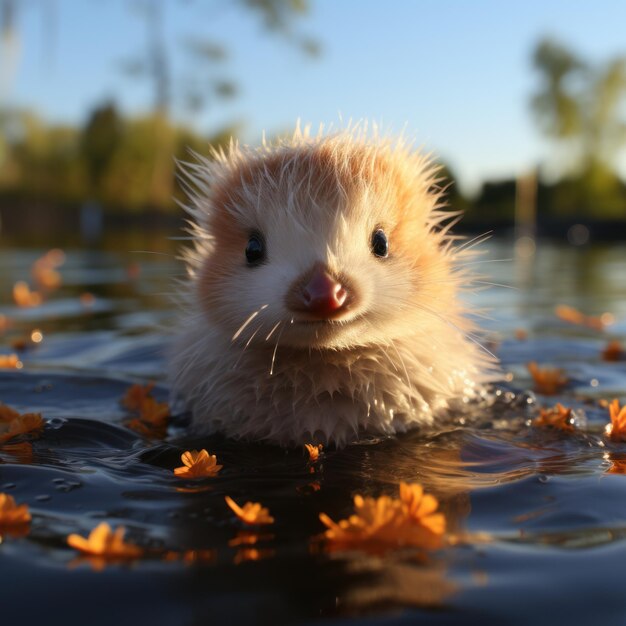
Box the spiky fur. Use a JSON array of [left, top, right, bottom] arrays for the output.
[[169, 122, 496, 447]]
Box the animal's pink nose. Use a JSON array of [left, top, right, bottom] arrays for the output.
[[301, 269, 347, 317]]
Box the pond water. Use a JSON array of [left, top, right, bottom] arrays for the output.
[[1, 237, 626, 626]]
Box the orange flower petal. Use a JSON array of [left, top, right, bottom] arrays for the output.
[[122, 384, 170, 437], [0, 411, 44, 443], [181, 450, 202, 468], [0, 354, 22, 369], [13, 281, 43, 307], [320, 483, 446, 554], [0, 403, 20, 423], [0, 493, 31, 526], [138, 396, 169, 425], [228, 530, 274, 547], [555, 305, 612, 330], [420, 512, 446, 536], [174, 449, 222, 478], [225, 496, 274, 525], [304, 443, 323, 462], [533, 403, 575, 432], [606, 399, 626, 442], [67, 522, 143, 559], [121, 383, 155, 411], [415, 494, 440, 518], [602, 340, 623, 362], [527, 362, 568, 395]]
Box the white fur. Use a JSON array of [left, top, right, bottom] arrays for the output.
[[169, 123, 496, 446]]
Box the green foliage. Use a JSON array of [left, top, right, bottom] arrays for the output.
[[531, 37, 626, 217], [81, 103, 123, 195], [470, 179, 517, 220], [469, 172, 626, 221], [0, 110, 84, 203], [550, 167, 626, 218], [0, 104, 235, 212], [531, 39, 626, 181], [531, 39, 585, 139], [0, 0, 317, 216]]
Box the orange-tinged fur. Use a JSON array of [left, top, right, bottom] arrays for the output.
[[170, 123, 496, 446]]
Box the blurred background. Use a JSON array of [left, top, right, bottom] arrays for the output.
[[1, 0, 626, 248]]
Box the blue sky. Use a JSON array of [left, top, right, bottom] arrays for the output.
[[6, 0, 626, 194]]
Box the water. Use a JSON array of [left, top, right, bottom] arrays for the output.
[[1, 239, 626, 625]]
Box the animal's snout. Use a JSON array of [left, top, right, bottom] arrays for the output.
[[301, 270, 347, 315], [286, 263, 354, 319]]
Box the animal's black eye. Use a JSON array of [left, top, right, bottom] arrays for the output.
[[245, 233, 265, 265], [371, 229, 388, 258]]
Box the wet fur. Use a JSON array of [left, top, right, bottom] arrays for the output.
[[169, 123, 495, 446]]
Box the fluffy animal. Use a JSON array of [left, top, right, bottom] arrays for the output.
[[169, 123, 494, 446]]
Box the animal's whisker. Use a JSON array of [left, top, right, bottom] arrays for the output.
[[232, 321, 266, 369], [453, 231, 493, 254], [265, 321, 282, 341], [473, 280, 515, 290], [129, 250, 178, 258], [413, 300, 497, 362], [269, 324, 285, 376], [457, 258, 512, 267], [232, 304, 269, 341]]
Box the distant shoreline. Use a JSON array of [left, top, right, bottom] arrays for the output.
[[1, 202, 625, 246]]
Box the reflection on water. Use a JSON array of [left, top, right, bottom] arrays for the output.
[[0, 238, 626, 625]]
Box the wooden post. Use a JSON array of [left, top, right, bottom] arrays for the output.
[[515, 169, 538, 256]]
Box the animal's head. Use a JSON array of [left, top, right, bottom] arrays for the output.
[[181, 126, 470, 352]]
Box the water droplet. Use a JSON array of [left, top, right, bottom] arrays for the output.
[[571, 409, 588, 429], [47, 417, 67, 430]]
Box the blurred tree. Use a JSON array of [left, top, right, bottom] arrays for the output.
[[0, 0, 18, 98], [0, 110, 84, 202], [0, 107, 236, 212], [472, 179, 516, 221], [123, 0, 317, 117], [100, 113, 176, 210], [96, 112, 236, 211], [242, 0, 319, 55], [531, 39, 585, 141], [81, 103, 123, 201], [531, 37, 626, 216], [0, 0, 17, 169], [0, 1, 319, 223]]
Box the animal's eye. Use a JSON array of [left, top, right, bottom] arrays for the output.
[[371, 229, 389, 258], [245, 233, 265, 265]]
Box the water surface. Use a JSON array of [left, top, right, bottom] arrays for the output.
[[1, 239, 625, 625]]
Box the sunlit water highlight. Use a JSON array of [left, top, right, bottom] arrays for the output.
[[1, 240, 625, 625]]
